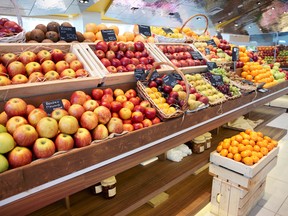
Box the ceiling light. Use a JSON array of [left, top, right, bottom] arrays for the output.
[[248, 26, 251, 29], [218, 21, 222, 24], [79, 0, 89, 3], [257, 2, 261, 5], [234, 23, 239, 27], [272, 7, 275, 10]]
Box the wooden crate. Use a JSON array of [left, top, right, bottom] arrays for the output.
[[210, 176, 265, 216], [0, 43, 102, 101], [148, 43, 208, 74], [79, 43, 172, 86]]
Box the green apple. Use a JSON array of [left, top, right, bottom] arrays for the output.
[[0, 124, 7, 133], [0, 154, 9, 173], [0, 132, 15, 154]]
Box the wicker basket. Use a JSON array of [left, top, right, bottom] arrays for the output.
[[179, 14, 209, 43], [137, 62, 190, 121]]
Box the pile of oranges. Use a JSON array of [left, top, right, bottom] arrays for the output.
[[216, 129, 278, 166], [239, 46, 250, 63], [241, 62, 278, 88]]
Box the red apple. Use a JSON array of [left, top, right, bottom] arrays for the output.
[[68, 104, 85, 120], [6, 116, 27, 135], [134, 51, 143, 59], [96, 41, 108, 53], [28, 108, 47, 127], [19, 51, 37, 65], [167, 45, 175, 54], [125, 89, 137, 100], [179, 60, 188, 67], [62, 99, 71, 111], [60, 68, 76, 79], [92, 88, 104, 100], [139, 57, 148, 65], [51, 108, 68, 121], [107, 117, 123, 134], [0, 63, 7, 76], [36, 117, 58, 138], [140, 100, 151, 109], [28, 72, 44, 82], [11, 74, 28, 84], [0, 75, 11, 86], [44, 70, 60, 81], [108, 41, 119, 52], [151, 116, 161, 124], [194, 92, 202, 100], [116, 65, 127, 72], [148, 81, 157, 88], [75, 68, 89, 77], [126, 64, 136, 71], [107, 65, 117, 73], [1, 52, 17, 66], [125, 50, 135, 58], [145, 107, 157, 119], [13, 124, 38, 147], [106, 50, 116, 61], [51, 49, 65, 62], [131, 57, 140, 66], [171, 59, 181, 67], [37, 49, 52, 64], [8, 146, 33, 168], [74, 128, 92, 148], [113, 88, 124, 97], [7, 61, 26, 78], [55, 133, 74, 151], [101, 94, 114, 103], [158, 45, 167, 53], [127, 43, 135, 52], [70, 60, 83, 72], [116, 50, 125, 59], [123, 123, 134, 132], [55, 60, 69, 73], [133, 122, 143, 130], [94, 105, 111, 124], [100, 101, 111, 110], [119, 107, 132, 120], [142, 118, 153, 127], [110, 101, 123, 112], [103, 88, 113, 95], [70, 90, 87, 105], [25, 61, 42, 76], [129, 97, 141, 106], [101, 58, 111, 67], [4, 97, 27, 117], [26, 104, 36, 115], [83, 99, 99, 111], [198, 96, 209, 105], [64, 52, 77, 64], [80, 111, 98, 130], [111, 58, 121, 67], [134, 41, 145, 52], [92, 124, 109, 140], [33, 138, 56, 158], [135, 64, 146, 69], [58, 115, 79, 134], [133, 104, 146, 114], [120, 57, 131, 67], [123, 119, 132, 124], [95, 50, 105, 59], [131, 111, 144, 123], [118, 43, 128, 52], [122, 101, 134, 111], [41, 60, 56, 74]]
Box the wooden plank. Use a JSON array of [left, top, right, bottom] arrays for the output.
[[228, 185, 241, 216], [210, 177, 222, 215], [219, 178, 230, 216]]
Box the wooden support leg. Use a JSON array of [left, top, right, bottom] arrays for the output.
[[65, 196, 70, 210]]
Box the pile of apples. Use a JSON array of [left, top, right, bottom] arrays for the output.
[[93, 40, 159, 73], [157, 44, 207, 67], [0, 17, 23, 38], [0, 87, 160, 173], [0, 48, 89, 86]]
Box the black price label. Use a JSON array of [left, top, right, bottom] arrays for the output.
[[172, 73, 182, 80], [59, 26, 77, 42], [205, 48, 210, 55], [134, 68, 147, 81], [138, 25, 151, 37], [232, 47, 239, 61], [163, 74, 177, 87], [210, 74, 224, 86], [162, 27, 174, 34], [190, 51, 203, 60], [206, 39, 217, 47], [101, 29, 117, 42], [42, 99, 64, 115], [207, 62, 217, 71], [149, 70, 160, 81]]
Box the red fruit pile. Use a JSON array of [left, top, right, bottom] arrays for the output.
[[0, 17, 23, 38]]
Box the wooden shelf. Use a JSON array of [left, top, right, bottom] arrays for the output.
[[1, 82, 288, 215], [29, 107, 287, 216]]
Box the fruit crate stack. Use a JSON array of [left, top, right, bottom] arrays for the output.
[[209, 131, 279, 216]]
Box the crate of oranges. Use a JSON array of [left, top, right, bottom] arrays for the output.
[[210, 129, 279, 178]]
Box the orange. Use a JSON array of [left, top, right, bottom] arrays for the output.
[[257, 152, 263, 159], [241, 150, 250, 158], [222, 141, 230, 149], [123, 31, 135, 41], [246, 75, 253, 81], [240, 132, 250, 140], [233, 153, 242, 162], [242, 139, 250, 145], [257, 136, 263, 142], [245, 129, 252, 135], [235, 134, 243, 143], [231, 140, 239, 147], [216, 145, 223, 153], [249, 140, 256, 146], [246, 145, 254, 151], [257, 131, 263, 137], [228, 146, 233, 153], [230, 136, 236, 141], [251, 155, 260, 164], [270, 140, 278, 146], [267, 143, 274, 151], [242, 65, 249, 72], [97, 24, 108, 31], [243, 157, 253, 166], [241, 71, 248, 78], [134, 34, 146, 43], [220, 149, 228, 157], [254, 145, 261, 152], [250, 131, 258, 141], [238, 144, 246, 152], [85, 23, 98, 33], [260, 147, 268, 156], [83, 32, 96, 41], [109, 25, 119, 35], [227, 152, 234, 159], [95, 31, 104, 41], [231, 146, 239, 154], [117, 35, 127, 42]]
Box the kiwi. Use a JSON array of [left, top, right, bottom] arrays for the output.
[[76, 31, 85, 42], [35, 24, 47, 34], [25, 31, 31, 41], [30, 29, 45, 42], [47, 21, 60, 33], [61, 22, 73, 27], [45, 31, 59, 42], [42, 39, 54, 43]]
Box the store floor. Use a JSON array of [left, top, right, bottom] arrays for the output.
[[195, 112, 288, 216]]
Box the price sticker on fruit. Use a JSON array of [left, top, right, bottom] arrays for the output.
[[138, 25, 151, 37], [42, 99, 64, 114], [101, 29, 117, 42]]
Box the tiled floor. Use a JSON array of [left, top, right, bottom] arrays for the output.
[[195, 111, 288, 216]]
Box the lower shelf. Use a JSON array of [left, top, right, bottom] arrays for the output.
[[28, 106, 287, 216]]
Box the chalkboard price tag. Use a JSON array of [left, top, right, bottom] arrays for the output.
[[190, 51, 203, 60], [42, 99, 64, 115], [59, 26, 77, 42], [232, 47, 239, 61], [207, 62, 217, 71], [162, 27, 174, 34], [134, 68, 147, 81], [138, 25, 151, 37], [172, 73, 182, 80], [149, 70, 160, 81], [210, 74, 224, 86], [101, 29, 117, 42], [163, 74, 177, 87], [205, 48, 210, 55], [206, 39, 217, 47]]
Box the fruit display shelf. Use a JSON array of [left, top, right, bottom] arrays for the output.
[[1, 81, 288, 215], [0, 43, 102, 101], [78, 42, 171, 86], [148, 43, 208, 74]]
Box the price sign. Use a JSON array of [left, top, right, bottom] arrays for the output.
[[172, 73, 182, 80], [162, 27, 174, 34], [101, 29, 117, 42], [59, 26, 77, 42], [149, 70, 160, 81], [163, 74, 177, 87], [232, 47, 239, 61], [206, 39, 217, 47], [134, 68, 147, 81], [210, 74, 224, 86], [205, 48, 210, 55], [207, 62, 217, 71], [138, 25, 151, 37], [190, 51, 203, 60], [42, 99, 64, 115]]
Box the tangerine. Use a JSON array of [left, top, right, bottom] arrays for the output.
[[233, 153, 242, 162], [249, 140, 256, 146], [260, 147, 268, 156], [242, 139, 250, 145], [254, 145, 261, 152], [235, 135, 243, 143], [243, 157, 253, 166], [227, 153, 234, 159], [245, 129, 253, 135], [251, 155, 260, 163], [246, 145, 254, 151], [257, 131, 264, 137], [220, 149, 228, 157], [257, 152, 263, 159], [241, 150, 250, 158], [231, 140, 239, 147], [267, 143, 274, 151], [238, 144, 247, 152]]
